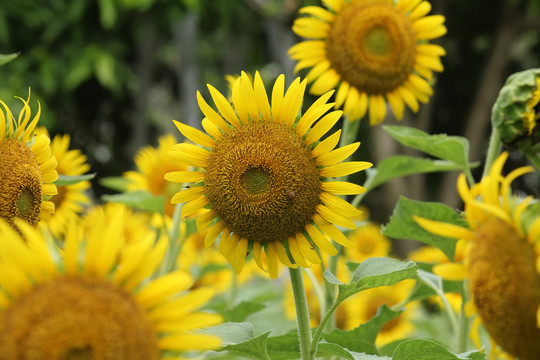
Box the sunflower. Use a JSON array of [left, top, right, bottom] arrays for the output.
[[0, 212, 222, 359], [35, 128, 91, 237], [289, 0, 446, 125], [166, 72, 372, 278], [415, 152, 540, 360], [124, 134, 188, 217], [0, 93, 58, 227], [344, 222, 391, 262]]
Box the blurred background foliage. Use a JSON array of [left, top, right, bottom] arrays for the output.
[[1, 0, 539, 236]]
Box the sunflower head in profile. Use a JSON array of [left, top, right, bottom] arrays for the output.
[[415, 152, 540, 360], [0, 211, 222, 359], [0, 93, 58, 228], [289, 0, 446, 125], [166, 71, 372, 278], [124, 134, 188, 217]]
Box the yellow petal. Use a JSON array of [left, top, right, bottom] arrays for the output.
[[320, 161, 373, 178], [321, 181, 366, 195], [173, 120, 214, 147]]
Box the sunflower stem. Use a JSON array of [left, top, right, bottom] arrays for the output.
[[289, 267, 314, 360], [160, 203, 183, 275], [310, 299, 340, 355], [482, 127, 502, 179]]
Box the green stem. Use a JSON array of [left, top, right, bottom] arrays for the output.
[[456, 281, 471, 353], [304, 268, 327, 322], [289, 267, 314, 360], [339, 116, 360, 150], [159, 203, 183, 275], [482, 127, 502, 179], [310, 300, 340, 355]]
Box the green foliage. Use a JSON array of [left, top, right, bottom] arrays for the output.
[[325, 257, 418, 303], [383, 126, 473, 172], [0, 52, 19, 66], [382, 197, 469, 260], [99, 176, 132, 192], [222, 301, 267, 323], [101, 190, 165, 214], [391, 339, 485, 360], [54, 173, 96, 186], [222, 331, 271, 360]]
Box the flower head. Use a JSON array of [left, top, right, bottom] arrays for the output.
[[289, 0, 446, 125], [123, 134, 187, 217], [344, 222, 391, 262], [0, 93, 58, 227], [0, 212, 222, 358], [166, 72, 372, 278], [415, 152, 540, 359]]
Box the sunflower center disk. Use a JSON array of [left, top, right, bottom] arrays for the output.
[[205, 122, 321, 243], [325, 2, 416, 94], [0, 276, 159, 360], [240, 166, 272, 195], [468, 217, 540, 360], [0, 139, 43, 226]]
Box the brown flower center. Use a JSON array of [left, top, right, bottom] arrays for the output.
[[468, 217, 540, 360], [326, 1, 416, 94], [0, 276, 159, 360], [0, 138, 42, 226], [205, 121, 321, 242]]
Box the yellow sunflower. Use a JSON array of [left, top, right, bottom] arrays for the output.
[[415, 152, 540, 360], [289, 0, 446, 125], [0, 93, 58, 227], [35, 128, 91, 237], [0, 212, 222, 359], [124, 134, 187, 217], [166, 71, 372, 278], [344, 222, 391, 262]]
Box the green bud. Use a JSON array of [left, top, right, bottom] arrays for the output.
[[492, 68, 540, 169]]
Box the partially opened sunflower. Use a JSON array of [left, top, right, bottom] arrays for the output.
[[0, 93, 57, 228], [289, 0, 446, 125], [415, 152, 540, 360], [166, 72, 372, 278]]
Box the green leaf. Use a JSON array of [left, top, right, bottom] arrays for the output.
[[405, 271, 461, 304], [0, 52, 19, 66], [266, 331, 300, 360], [383, 126, 472, 171], [97, 0, 117, 29], [365, 156, 464, 192], [382, 197, 469, 260], [222, 301, 267, 323], [318, 341, 392, 360], [99, 176, 132, 192], [222, 331, 271, 360], [324, 257, 418, 303], [55, 173, 95, 186], [392, 339, 485, 360], [204, 322, 255, 345], [101, 190, 165, 214], [322, 305, 403, 354]]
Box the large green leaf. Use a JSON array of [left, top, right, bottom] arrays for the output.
[[364, 156, 463, 193], [55, 173, 95, 186], [383, 126, 472, 171], [203, 322, 255, 345], [266, 331, 300, 360], [324, 257, 418, 303], [222, 331, 271, 360], [382, 197, 468, 260], [322, 305, 403, 354], [99, 176, 132, 192], [392, 339, 485, 360], [101, 190, 165, 214], [318, 341, 392, 360]]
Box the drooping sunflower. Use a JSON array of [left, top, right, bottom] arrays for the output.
[[124, 134, 188, 217], [0, 212, 222, 359], [166, 72, 372, 278], [35, 128, 91, 237], [0, 93, 58, 227], [289, 0, 446, 125], [415, 152, 540, 360]]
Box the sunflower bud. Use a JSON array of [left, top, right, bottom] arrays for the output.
[[491, 69, 540, 167]]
